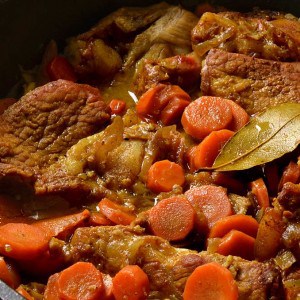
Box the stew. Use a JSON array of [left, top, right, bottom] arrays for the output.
[[1, 2, 300, 299]]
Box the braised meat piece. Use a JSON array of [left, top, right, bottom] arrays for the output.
[[0, 80, 110, 185], [201, 49, 300, 115], [192, 11, 300, 61], [125, 6, 198, 68], [65, 3, 198, 87], [134, 52, 201, 96], [35, 117, 147, 199], [60, 225, 282, 299], [64, 2, 172, 82], [77, 2, 171, 41], [278, 182, 300, 211]]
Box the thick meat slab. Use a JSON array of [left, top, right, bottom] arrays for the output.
[[0, 80, 110, 183], [35, 117, 146, 198], [61, 225, 282, 299], [192, 11, 300, 61], [201, 49, 300, 115]]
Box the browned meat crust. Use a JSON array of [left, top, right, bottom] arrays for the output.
[[278, 182, 300, 211], [0, 80, 110, 184], [60, 225, 282, 299], [201, 49, 300, 115], [134, 52, 201, 96], [192, 11, 300, 61]]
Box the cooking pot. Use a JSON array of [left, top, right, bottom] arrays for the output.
[[0, 0, 299, 299], [0, 0, 299, 97]]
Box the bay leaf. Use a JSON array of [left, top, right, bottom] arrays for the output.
[[211, 103, 300, 171]]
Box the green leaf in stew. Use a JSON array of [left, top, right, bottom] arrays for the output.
[[211, 103, 300, 171]]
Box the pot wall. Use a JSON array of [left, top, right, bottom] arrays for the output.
[[0, 0, 299, 97]]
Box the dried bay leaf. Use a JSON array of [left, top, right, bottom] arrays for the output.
[[211, 103, 300, 171]]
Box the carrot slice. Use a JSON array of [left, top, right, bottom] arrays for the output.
[[225, 99, 249, 131], [0, 257, 20, 288], [109, 99, 126, 115], [136, 84, 190, 123], [208, 214, 259, 239], [103, 274, 114, 300], [188, 129, 234, 171], [136, 84, 166, 122], [183, 262, 238, 300], [0, 223, 49, 260], [181, 96, 233, 140], [89, 212, 113, 226], [147, 160, 185, 193], [47, 56, 77, 82], [57, 262, 104, 300], [44, 273, 60, 300], [249, 178, 270, 209], [16, 286, 34, 300], [185, 185, 233, 229], [98, 198, 136, 225], [148, 196, 195, 241], [112, 265, 150, 300], [216, 230, 255, 260], [33, 209, 90, 240], [160, 97, 190, 125]]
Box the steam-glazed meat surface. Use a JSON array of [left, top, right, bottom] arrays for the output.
[[192, 11, 300, 61], [60, 225, 282, 299], [0, 80, 110, 182], [201, 49, 300, 114]]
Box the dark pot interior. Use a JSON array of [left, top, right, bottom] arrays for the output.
[[0, 0, 299, 97]]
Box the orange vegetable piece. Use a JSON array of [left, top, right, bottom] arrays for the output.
[[0, 223, 49, 260], [16, 286, 34, 300], [148, 196, 195, 241], [185, 185, 233, 229], [136, 84, 165, 122], [208, 214, 259, 239], [44, 273, 61, 300], [249, 178, 270, 209], [188, 129, 235, 171], [47, 56, 77, 82], [183, 262, 238, 300], [254, 208, 285, 261], [98, 198, 136, 225], [112, 265, 150, 300], [181, 96, 233, 140], [57, 262, 104, 300], [216, 230, 255, 260], [225, 99, 249, 131], [103, 274, 114, 300], [136, 84, 190, 123], [211, 172, 245, 194], [33, 209, 90, 240], [160, 97, 190, 125], [147, 160, 185, 193], [89, 212, 113, 226], [0, 256, 20, 288], [109, 99, 126, 115]]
